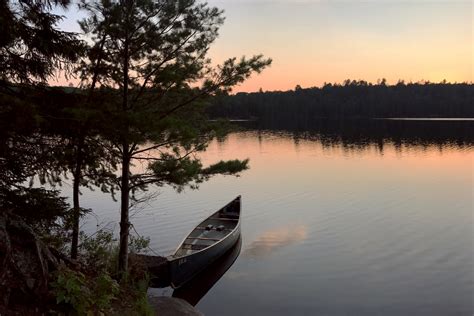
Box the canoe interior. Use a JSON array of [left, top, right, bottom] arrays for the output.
[[173, 197, 241, 258]]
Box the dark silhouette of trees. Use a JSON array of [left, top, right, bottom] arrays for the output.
[[209, 81, 473, 120], [0, 0, 83, 226], [0, 1, 118, 260], [78, 0, 271, 276], [0, 0, 82, 84], [35, 88, 119, 259], [0, 0, 271, 278]]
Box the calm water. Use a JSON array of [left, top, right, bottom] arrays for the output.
[[78, 122, 473, 315]]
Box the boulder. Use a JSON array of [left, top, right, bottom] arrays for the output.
[[148, 296, 203, 316], [0, 212, 70, 314]]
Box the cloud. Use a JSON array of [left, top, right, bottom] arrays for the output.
[[243, 224, 308, 257]]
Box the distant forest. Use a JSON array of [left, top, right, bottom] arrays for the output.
[[208, 81, 474, 119]]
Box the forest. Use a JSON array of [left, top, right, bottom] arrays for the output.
[[209, 81, 474, 120]]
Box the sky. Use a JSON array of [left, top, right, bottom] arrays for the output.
[[54, 0, 473, 92]]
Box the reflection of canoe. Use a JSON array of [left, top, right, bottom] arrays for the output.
[[173, 236, 242, 306], [168, 196, 242, 288]]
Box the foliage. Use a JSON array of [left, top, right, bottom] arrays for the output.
[[129, 234, 151, 255], [0, 0, 263, 314], [78, 229, 116, 272], [0, 187, 74, 253], [78, 0, 271, 275], [1, 188, 68, 224], [50, 229, 153, 315], [0, 0, 82, 84], [52, 264, 119, 315], [0, 90, 65, 194], [77, 228, 150, 273], [117, 277, 154, 316], [0, 0, 85, 259], [1, 0, 268, 309]]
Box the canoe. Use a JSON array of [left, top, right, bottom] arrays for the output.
[[167, 196, 242, 288]]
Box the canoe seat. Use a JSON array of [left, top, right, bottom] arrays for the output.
[[186, 237, 221, 241], [196, 226, 233, 232], [223, 212, 239, 219], [181, 243, 209, 251], [209, 217, 239, 221]]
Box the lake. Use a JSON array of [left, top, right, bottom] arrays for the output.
[[78, 119, 473, 315]]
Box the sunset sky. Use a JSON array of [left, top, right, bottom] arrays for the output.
[[55, 0, 473, 92]]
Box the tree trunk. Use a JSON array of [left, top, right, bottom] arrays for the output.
[[70, 28, 105, 260], [118, 146, 130, 277], [70, 137, 84, 259], [70, 173, 80, 259], [118, 10, 130, 277]]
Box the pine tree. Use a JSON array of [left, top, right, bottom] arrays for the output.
[[0, 0, 82, 217], [79, 0, 271, 276]]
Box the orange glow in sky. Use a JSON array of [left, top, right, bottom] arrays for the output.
[[54, 1, 473, 92]]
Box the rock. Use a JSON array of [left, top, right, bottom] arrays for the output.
[[0, 211, 68, 314], [131, 254, 170, 287], [148, 296, 203, 316]]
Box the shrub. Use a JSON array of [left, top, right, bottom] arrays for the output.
[[51, 229, 153, 315], [52, 264, 119, 315]]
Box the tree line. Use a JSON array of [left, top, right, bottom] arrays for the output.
[[0, 1, 271, 308], [209, 80, 474, 120]]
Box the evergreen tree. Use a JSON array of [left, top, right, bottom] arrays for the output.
[[0, 0, 82, 219], [79, 0, 271, 275], [0, 0, 81, 85], [36, 88, 119, 259]]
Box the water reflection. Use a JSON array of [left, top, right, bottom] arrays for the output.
[[172, 236, 242, 306], [241, 118, 474, 152], [243, 225, 307, 258]]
